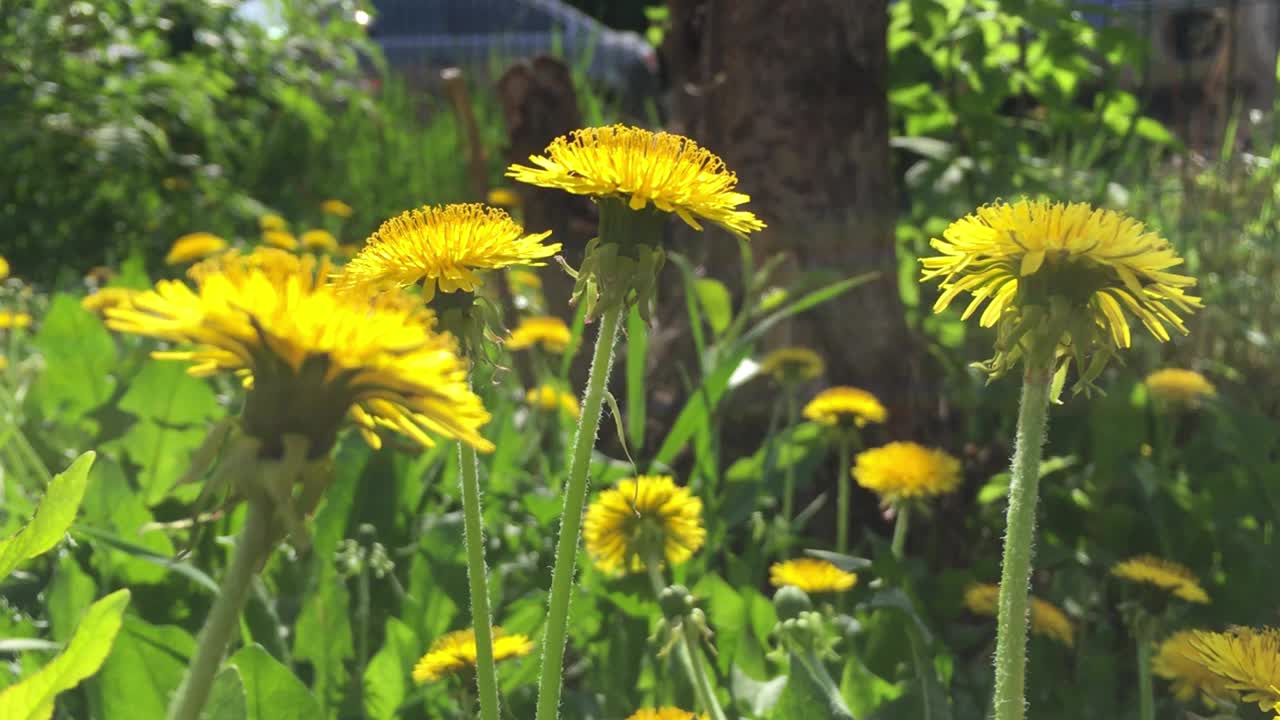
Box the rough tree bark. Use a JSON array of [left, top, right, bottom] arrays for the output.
[[660, 0, 929, 435]]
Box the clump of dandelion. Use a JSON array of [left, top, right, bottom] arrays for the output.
[[412, 627, 534, 683], [0, 311, 33, 330], [804, 385, 888, 553], [769, 558, 857, 594], [165, 232, 228, 266]]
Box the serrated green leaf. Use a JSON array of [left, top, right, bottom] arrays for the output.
[[47, 556, 96, 643], [228, 644, 322, 720], [0, 452, 95, 580], [203, 666, 248, 720], [33, 295, 117, 416], [362, 618, 419, 720], [0, 589, 131, 720], [94, 617, 195, 720], [79, 456, 180, 584], [114, 419, 207, 505], [117, 361, 221, 425], [775, 650, 856, 720]]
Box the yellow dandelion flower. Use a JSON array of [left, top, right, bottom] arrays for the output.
[[921, 199, 1200, 387], [507, 124, 766, 238], [105, 248, 492, 456], [803, 386, 888, 428], [411, 627, 534, 684], [1154, 630, 1234, 704], [508, 268, 543, 290], [526, 384, 580, 419], [262, 229, 298, 251], [769, 558, 857, 593], [0, 356, 7, 370], [626, 709, 707, 720], [760, 347, 825, 383], [964, 583, 1075, 647], [1111, 555, 1210, 604], [0, 312, 33, 330], [486, 187, 522, 208], [0, 256, 8, 280], [338, 203, 559, 301], [1189, 627, 1280, 716], [81, 287, 137, 314], [165, 232, 228, 266], [321, 199, 354, 218], [300, 229, 339, 253], [259, 214, 288, 232], [583, 475, 705, 574], [853, 441, 962, 504], [507, 315, 572, 353], [1145, 368, 1216, 407]]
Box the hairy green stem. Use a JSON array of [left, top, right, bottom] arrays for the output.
[[644, 559, 728, 720], [534, 304, 622, 720], [1137, 636, 1154, 720], [991, 355, 1055, 720], [836, 434, 853, 555], [891, 504, 911, 559], [459, 441, 500, 720], [168, 501, 271, 720]]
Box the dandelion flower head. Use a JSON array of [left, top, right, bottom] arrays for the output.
[[300, 229, 339, 253], [803, 386, 887, 428], [1154, 630, 1234, 705], [964, 583, 1074, 646], [259, 214, 288, 232], [769, 558, 857, 594], [321, 199, 353, 218], [1189, 627, 1280, 716], [1145, 368, 1216, 407], [0, 256, 9, 280], [507, 315, 572, 354], [626, 709, 708, 720], [584, 475, 706, 574], [507, 124, 765, 238], [921, 199, 1200, 387], [106, 248, 492, 456], [338, 203, 559, 301], [1111, 555, 1210, 604], [760, 347, 825, 384], [411, 627, 533, 683], [263, 229, 298, 251], [0, 312, 33, 330], [165, 232, 228, 266], [526, 384, 580, 419], [853, 441, 962, 504]]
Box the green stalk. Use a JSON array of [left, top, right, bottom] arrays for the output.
[[782, 391, 798, 523], [836, 434, 853, 555], [891, 503, 911, 559], [168, 501, 272, 720], [990, 353, 1055, 720], [534, 304, 623, 720], [644, 558, 728, 720], [459, 441, 500, 720], [1137, 636, 1154, 720]]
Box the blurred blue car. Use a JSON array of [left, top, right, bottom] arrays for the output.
[[365, 0, 661, 109]]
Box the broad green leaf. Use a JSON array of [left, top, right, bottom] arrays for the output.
[[362, 618, 419, 720], [47, 556, 96, 643], [841, 654, 903, 717], [33, 295, 117, 416], [117, 361, 221, 425], [732, 665, 786, 717], [775, 650, 856, 720], [114, 419, 207, 505], [0, 588, 131, 720], [94, 617, 195, 720], [293, 577, 353, 711], [694, 277, 733, 336], [203, 666, 248, 720], [228, 644, 322, 720], [79, 457, 179, 584], [0, 451, 95, 580]]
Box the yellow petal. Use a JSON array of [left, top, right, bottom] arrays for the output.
[[1020, 250, 1046, 276]]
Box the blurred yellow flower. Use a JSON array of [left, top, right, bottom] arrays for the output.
[[921, 200, 1201, 386], [507, 124, 766, 238], [803, 386, 887, 428], [0, 312, 33, 330], [0, 256, 8, 280], [165, 232, 228, 266], [769, 558, 857, 593], [525, 384, 580, 419], [411, 627, 533, 683], [0, 356, 7, 370], [853, 442, 962, 504], [1111, 555, 1210, 604], [321, 199, 354, 218], [1189, 627, 1280, 716], [1154, 630, 1234, 705], [105, 249, 492, 456], [486, 187, 521, 208], [85, 265, 116, 285], [1145, 368, 1216, 407], [300, 229, 339, 253], [583, 475, 705, 574], [338, 203, 559, 301], [259, 214, 288, 232], [508, 268, 542, 290], [760, 347, 825, 383], [507, 315, 572, 354], [626, 709, 707, 720], [964, 583, 1074, 647], [81, 288, 137, 314], [262, 230, 298, 251]]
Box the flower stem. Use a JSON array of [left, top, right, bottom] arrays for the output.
[[891, 503, 911, 559], [459, 440, 500, 720], [1137, 636, 1154, 720], [168, 501, 271, 720], [991, 354, 1055, 720], [534, 303, 623, 720], [782, 391, 798, 523], [644, 559, 728, 720], [836, 434, 853, 556]]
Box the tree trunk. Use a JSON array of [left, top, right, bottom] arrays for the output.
[[661, 0, 929, 436]]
